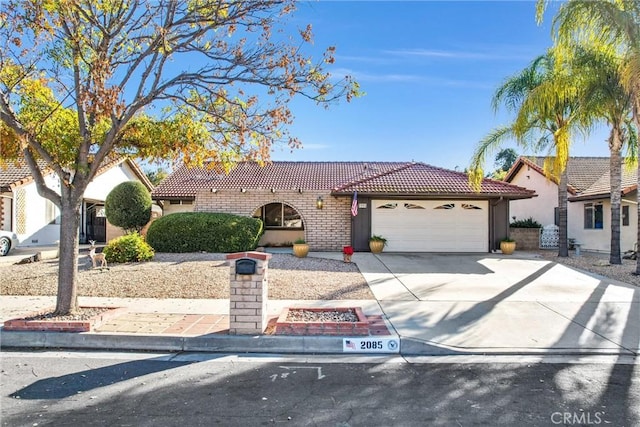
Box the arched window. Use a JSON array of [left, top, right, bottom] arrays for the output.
[[253, 203, 303, 229]]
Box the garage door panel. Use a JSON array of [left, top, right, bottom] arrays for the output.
[[371, 200, 488, 252]]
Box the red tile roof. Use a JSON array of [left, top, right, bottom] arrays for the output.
[[505, 156, 612, 194], [0, 158, 153, 191], [0, 160, 50, 190], [152, 161, 535, 199], [569, 164, 637, 200], [505, 156, 637, 200]]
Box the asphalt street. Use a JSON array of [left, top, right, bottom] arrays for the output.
[[1, 351, 638, 426]]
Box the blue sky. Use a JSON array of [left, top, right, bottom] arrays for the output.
[[269, 1, 612, 171]]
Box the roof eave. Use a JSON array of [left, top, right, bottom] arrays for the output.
[[330, 191, 536, 200]]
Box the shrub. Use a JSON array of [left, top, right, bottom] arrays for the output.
[[146, 212, 263, 253], [105, 181, 152, 233], [103, 233, 155, 263], [510, 217, 542, 228]]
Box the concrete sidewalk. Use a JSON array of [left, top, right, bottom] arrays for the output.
[[1, 252, 638, 356]]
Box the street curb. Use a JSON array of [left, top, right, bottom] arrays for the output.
[[398, 336, 638, 356], [1, 330, 635, 356], [0, 330, 400, 355]]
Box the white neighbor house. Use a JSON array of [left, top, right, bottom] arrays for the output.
[[0, 158, 154, 247], [505, 156, 637, 253]]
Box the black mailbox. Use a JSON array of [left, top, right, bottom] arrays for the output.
[[236, 258, 257, 275]]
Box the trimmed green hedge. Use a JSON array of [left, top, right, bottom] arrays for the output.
[[105, 181, 152, 233], [103, 233, 155, 263], [146, 212, 263, 253]]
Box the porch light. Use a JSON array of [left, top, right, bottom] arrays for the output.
[[270, 188, 276, 193], [240, 188, 247, 193], [210, 188, 217, 193], [316, 196, 324, 209]]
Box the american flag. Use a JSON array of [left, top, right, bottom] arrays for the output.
[[351, 191, 358, 217], [345, 340, 356, 349]]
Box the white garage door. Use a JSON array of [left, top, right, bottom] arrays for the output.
[[371, 200, 488, 252]]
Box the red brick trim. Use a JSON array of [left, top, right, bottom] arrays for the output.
[[3, 307, 127, 332], [226, 251, 272, 261]]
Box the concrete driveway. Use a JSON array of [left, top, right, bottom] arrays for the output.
[[354, 252, 640, 356]]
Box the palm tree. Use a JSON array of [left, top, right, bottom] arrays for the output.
[[470, 50, 584, 257], [569, 44, 637, 264], [537, 0, 640, 270]]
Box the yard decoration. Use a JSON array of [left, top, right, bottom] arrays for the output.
[[369, 235, 387, 254], [343, 245, 354, 262], [293, 238, 310, 258], [500, 238, 517, 255]]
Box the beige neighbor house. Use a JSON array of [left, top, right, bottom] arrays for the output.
[[505, 156, 638, 253], [152, 161, 535, 252], [0, 157, 155, 247]]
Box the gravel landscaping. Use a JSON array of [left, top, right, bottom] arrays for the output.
[[2, 250, 638, 304], [0, 252, 373, 300]]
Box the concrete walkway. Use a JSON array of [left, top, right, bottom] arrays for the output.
[[1, 251, 638, 356]]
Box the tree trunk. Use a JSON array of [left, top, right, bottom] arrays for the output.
[[54, 189, 82, 315], [557, 169, 569, 257], [632, 90, 640, 275], [609, 132, 622, 265]]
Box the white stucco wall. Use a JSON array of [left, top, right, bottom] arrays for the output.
[[9, 161, 150, 247], [508, 166, 557, 226], [84, 162, 142, 201], [510, 165, 637, 253], [14, 174, 61, 246], [569, 198, 637, 253]]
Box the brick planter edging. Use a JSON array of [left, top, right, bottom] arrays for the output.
[[275, 307, 370, 336], [3, 307, 127, 332]]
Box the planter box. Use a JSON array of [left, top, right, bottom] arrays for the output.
[[509, 227, 541, 250]]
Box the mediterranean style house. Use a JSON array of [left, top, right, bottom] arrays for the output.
[[505, 156, 637, 252], [0, 158, 154, 247], [152, 161, 535, 252]]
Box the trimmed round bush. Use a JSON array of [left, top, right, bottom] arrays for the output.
[[105, 181, 152, 233], [103, 233, 155, 263], [146, 212, 263, 253]]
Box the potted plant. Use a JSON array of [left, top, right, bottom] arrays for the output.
[[292, 238, 309, 258], [500, 237, 516, 255], [369, 235, 387, 254], [342, 245, 354, 263]]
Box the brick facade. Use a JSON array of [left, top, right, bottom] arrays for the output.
[[195, 189, 352, 251]]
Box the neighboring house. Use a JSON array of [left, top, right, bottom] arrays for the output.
[[0, 158, 154, 246], [505, 156, 637, 252], [152, 161, 535, 252]]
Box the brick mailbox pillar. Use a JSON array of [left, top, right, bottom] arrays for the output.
[[226, 251, 272, 335]]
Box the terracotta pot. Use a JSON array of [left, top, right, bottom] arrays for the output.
[[293, 243, 309, 258], [500, 241, 516, 255], [343, 253, 352, 263], [369, 240, 385, 254]]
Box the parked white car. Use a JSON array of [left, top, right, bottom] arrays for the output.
[[0, 231, 19, 256]]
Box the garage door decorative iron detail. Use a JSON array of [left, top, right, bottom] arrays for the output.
[[377, 203, 398, 209], [434, 203, 455, 210], [462, 204, 482, 210], [404, 203, 425, 209]]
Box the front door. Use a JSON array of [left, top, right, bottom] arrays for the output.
[[87, 205, 107, 243]]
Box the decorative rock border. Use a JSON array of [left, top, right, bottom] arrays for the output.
[[275, 307, 370, 336], [3, 307, 126, 332]]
